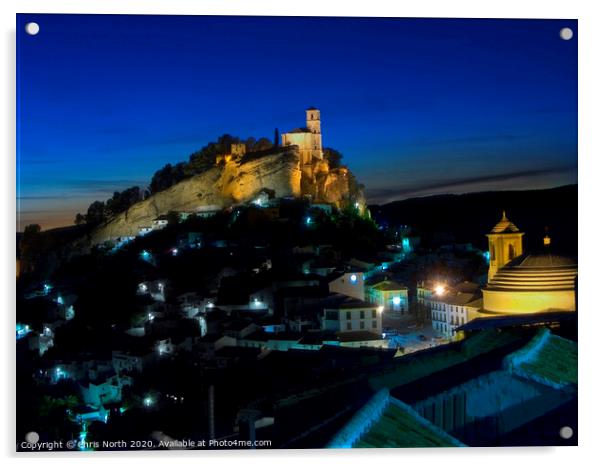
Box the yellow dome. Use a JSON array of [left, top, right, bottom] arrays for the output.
[[485, 253, 577, 292], [483, 252, 577, 314]]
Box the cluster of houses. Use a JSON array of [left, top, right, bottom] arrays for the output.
[[18, 198, 497, 435]]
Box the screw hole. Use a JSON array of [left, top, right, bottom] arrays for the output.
[[25, 22, 40, 36], [559, 27, 573, 41]]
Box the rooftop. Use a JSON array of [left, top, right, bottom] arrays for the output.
[[369, 280, 407, 292], [456, 311, 576, 332], [489, 211, 521, 234], [328, 389, 463, 448], [324, 294, 377, 310], [286, 127, 311, 134], [504, 328, 577, 388]]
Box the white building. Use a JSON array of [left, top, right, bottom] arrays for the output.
[[328, 271, 365, 301], [79, 373, 133, 407], [152, 215, 170, 230], [112, 349, 155, 374], [366, 280, 409, 314], [423, 282, 483, 338], [322, 295, 382, 335]]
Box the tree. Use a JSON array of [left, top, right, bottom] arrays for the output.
[[19, 224, 43, 270], [74, 213, 86, 225], [105, 186, 142, 216], [150, 164, 187, 194], [86, 201, 107, 226], [253, 137, 273, 152], [323, 147, 343, 168]]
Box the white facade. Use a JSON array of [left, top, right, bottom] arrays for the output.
[[366, 280, 409, 314], [322, 305, 382, 334], [429, 297, 482, 338], [328, 272, 365, 301]]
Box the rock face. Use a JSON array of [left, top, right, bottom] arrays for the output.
[[89, 147, 363, 245]]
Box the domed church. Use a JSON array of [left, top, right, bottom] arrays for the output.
[[482, 212, 577, 314]]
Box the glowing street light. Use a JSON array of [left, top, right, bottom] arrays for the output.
[[392, 296, 401, 306], [377, 305, 385, 313], [350, 274, 358, 283], [143, 396, 153, 407], [435, 284, 445, 296]]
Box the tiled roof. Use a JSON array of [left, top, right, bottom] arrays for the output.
[[504, 328, 577, 388], [327, 389, 464, 448], [370, 280, 407, 292], [489, 211, 521, 234], [354, 399, 463, 448]]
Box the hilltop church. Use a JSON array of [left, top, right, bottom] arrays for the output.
[[281, 107, 330, 179]]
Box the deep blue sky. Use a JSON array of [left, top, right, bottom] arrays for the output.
[[17, 15, 577, 230]]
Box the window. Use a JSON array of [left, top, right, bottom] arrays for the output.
[[509, 244, 515, 260], [346, 311, 351, 320], [346, 322, 352, 330], [372, 320, 377, 329], [360, 321, 365, 329], [372, 309, 377, 318], [491, 244, 496, 261], [360, 311, 365, 319]]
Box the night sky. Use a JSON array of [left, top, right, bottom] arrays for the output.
[[17, 15, 577, 231]]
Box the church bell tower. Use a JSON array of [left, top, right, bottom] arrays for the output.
[[306, 107, 321, 134], [486, 211, 524, 281]]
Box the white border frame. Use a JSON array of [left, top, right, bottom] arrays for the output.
[[3, 1, 601, 465]]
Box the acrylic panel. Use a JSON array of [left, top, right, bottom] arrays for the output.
[[16, 14, 577, 451]]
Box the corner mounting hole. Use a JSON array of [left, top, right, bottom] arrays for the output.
[[559, 426, 573, 439], [559, 27, 573, 41], [25, 22, 40, 36]]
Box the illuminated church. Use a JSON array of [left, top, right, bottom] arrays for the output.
[[481, 212, 577, 314], [281, 107, 329, 178]]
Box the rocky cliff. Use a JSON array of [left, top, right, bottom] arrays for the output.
[[89, 147, 364, 245]]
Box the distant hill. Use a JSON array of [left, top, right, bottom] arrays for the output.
[[370, 185, 577, 254]]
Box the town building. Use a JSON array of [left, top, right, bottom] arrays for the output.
[[427, 282, 483, 338], [152, 215, 170, 230], [322, 294, 382, 335], [482, 212, 577, 314], [366, 280, 409, 314], [328, 271, 365, 301]]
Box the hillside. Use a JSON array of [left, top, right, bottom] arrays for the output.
[[88, 146, 362, 246], [371, 185, 577, 253]]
